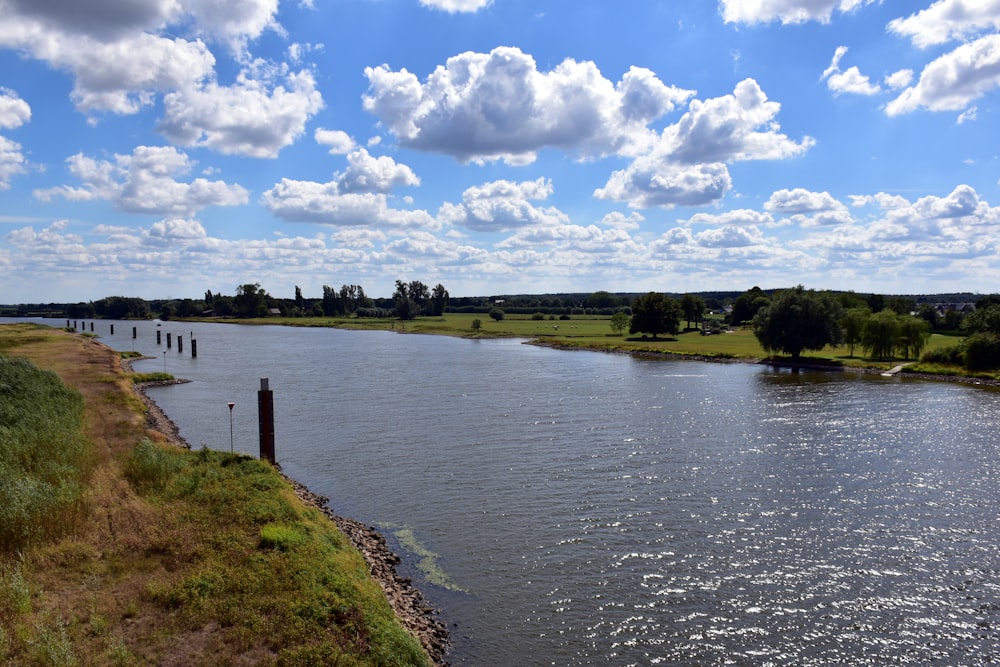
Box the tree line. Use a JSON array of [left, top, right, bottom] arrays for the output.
[[14, 282, 999, 372], [622, 286, 1000, 371]]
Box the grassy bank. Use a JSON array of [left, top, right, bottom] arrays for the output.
[[0, 323, 431, 666], [203, 312, 979, 377]]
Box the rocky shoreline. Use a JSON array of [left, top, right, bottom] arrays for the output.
[[131, 375, 450, 665]]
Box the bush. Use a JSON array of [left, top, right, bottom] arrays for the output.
[[124, 439, 184, 492], [921, 344, 964, 365], [964, 332, 1000, 371], [531, 312, 545, 320], [489, 308, 504, 321]]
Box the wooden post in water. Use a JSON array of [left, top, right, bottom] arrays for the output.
[[90, 322, 94, 332], [110, 324, 114, 335], [177, 335, 183, 353], [132, 326, 137, 339], [166, 333, 172, 349], [258, 378, 275, 464], [156, 330, 161, 345], [191, 339, 197, 358]]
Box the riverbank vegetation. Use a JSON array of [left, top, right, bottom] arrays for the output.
[[0, 323, 432, 666], [6, 283, 998, 380]]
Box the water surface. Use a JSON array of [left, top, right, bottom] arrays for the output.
[[24, 319, 1000, 665]]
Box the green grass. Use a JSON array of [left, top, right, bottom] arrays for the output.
[[137, 448, 429, 666], [0, 324, 433, 666], [0, 354, 90, 551], [198, 313, 970, 374]]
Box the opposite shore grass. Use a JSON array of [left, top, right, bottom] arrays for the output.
[[0, 322, 435, 666], [194, 312, 997, 383]]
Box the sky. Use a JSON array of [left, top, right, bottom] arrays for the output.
[[1, 0, 1000, 303]]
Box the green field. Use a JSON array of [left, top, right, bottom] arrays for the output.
[[214, 312, 969, 374]]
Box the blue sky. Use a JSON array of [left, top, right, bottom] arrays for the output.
[[1, 0, 999, 302]]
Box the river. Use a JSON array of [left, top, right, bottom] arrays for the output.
[[16, 319, 1000, 665]]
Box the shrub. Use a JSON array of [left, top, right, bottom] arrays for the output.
[[964, 332, 1000, 371], [921, 344, 964, 365], [531, 312, 545, 320], [488, 308, 504, 321], [124, 439, 184, 492]]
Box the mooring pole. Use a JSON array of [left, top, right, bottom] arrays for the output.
[[258, 378, 275, 464], [166, 333, 172, 349], [191, 339, 198, 358], [110, 324, 114, 335], [177, 335, 183, 354], [157, 330, 162, 345], [228, 402, 235, 454], [132, 326, 137, 339]]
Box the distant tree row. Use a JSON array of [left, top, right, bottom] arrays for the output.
[[392, 280, 449, 320], [747, 286, 935, 362]]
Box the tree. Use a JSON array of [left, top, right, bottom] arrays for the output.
[[294, 285, 304, 311], [407, 280, 430, 311], [321, 285, 341, 316], [885, 296, 916, 316], [609, 311, 629, 335], [729, 287, 769, 326], [431, 284, 449, 316], [962, 304, 1000, 335], [751, 286, 844, 360], [234, 283, 270, 318], [471, 318, 482, 333], [862, 309, 900, 360], [897, 315, 931, 359], [841, 306, 871, 357], [680, 294, 706, 330], [629, 292, 681, 339], [394, 280, 420, 320], [339, 284, 368, 313], [395, 297, 420, 320], [489, 308, 505, 321], [964, 332, 1000, 370], [586, 291, 619, 309]]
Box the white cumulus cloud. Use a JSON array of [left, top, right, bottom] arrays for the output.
[[34, 145, 248, 216], [438, 178, 570, 232], [886, 34, 1000, 116], [888, 0, 1000, 49], [0, 89, 31, 129], [363, 46, 693, 164], [0, 136, 28, 191], [160, 68, 324, 158], [315, 128, 355, 154], [418, 0, 492, 13], [334, 149, 420, 194], [822, 46, 881, 96], [719, 0, 877, 25], [262, 179, 436, 229], [595, 79, 811, 209]]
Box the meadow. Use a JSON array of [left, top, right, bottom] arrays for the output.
[[226, 312, 971, 375]]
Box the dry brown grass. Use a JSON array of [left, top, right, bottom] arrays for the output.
[[1, 325, 219, 663], [2, 324, 430, 666]]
